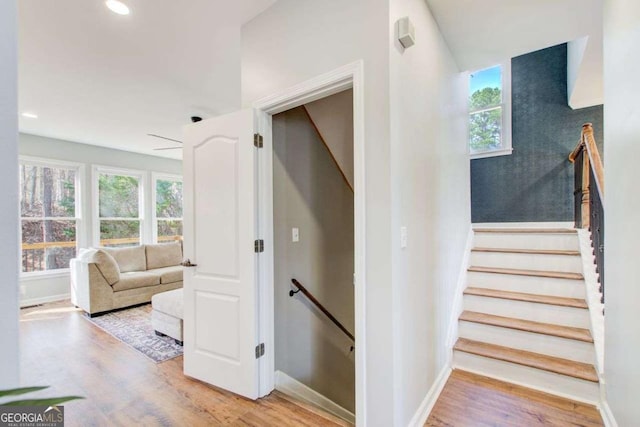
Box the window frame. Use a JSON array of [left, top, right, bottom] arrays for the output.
[[19, 156, 84, 278], [469, 61, 513, 160], [151, 172, 183, 244], [92, 165, 145, 247]]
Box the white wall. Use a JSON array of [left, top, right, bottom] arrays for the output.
[[244, 1, 470, 425], [389, 1, 469, 425], [0, 0, 20, 387], [567, 35, 605, 109], [603, 0, 640, 424], [19, 133, 182, 306], [567, 37, 588, 106], [242, 1, 393, 425]]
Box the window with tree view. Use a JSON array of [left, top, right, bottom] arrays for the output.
[[155, 177, 183, 243], [98, 171, 142, 247], [20, 162, 78, 273], [469, 64, 511, 158]]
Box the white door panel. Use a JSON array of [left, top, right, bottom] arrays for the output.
[[183, 108, 260, 399]]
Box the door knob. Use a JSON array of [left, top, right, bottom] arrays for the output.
[[181, 259, 198, 267]]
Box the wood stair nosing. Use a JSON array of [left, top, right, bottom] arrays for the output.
[[472, 247, 581, 256], [454, 338, 599, 383], [464, 287, 588, 309], [467, 266, 584, 280], [473, 228, 577, 234], [459, 310, 594, 342]]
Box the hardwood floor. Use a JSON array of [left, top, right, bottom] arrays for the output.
[[426, 370, 603, 426], [19, 301, 347, 427], [21, 302, 604, 426]]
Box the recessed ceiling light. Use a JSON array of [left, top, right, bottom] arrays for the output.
[[105, 0, 130, 15], [22, 112, 38, 119]]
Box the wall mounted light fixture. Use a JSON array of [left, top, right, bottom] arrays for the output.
[[396, 16, 415, 49]]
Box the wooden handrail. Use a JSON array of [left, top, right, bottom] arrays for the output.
[[569, 123, 604, 199], [582, 123, 605, 199], [568, 124, 605, 304], [290, 278, 355, 342]]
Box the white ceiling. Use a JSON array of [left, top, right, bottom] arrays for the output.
[[426, 0, 602, 71], [426, 0, 604, 107], [18, 0, 276, 159], [20, 0, 603, 158]]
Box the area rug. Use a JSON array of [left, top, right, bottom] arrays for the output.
[[84, 304, 183, 363]]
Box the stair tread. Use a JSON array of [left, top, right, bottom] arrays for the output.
[[474, 228, 577, 234], [472, 247, 581, 256], [459, 310, 593, 342], [464, 287, 588, 309], [468, 266, 584, 280], [454, 338, 598, 382]]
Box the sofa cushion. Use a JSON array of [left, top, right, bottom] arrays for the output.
[[112, 271, 160, 292], [104, 245, 147, 273], [148, 265, 183, 284], [145, 242, 182, 270], [92, 250, 120, 285]]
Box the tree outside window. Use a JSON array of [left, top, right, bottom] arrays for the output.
[[154, 177, 183, 243], [469, 64, 512, 158], [98, 171, 142, 247], [20, 162, 78, 273]]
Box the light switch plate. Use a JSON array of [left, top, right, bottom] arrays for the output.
[[292, 227, 299, 242], [400, 226, 408, 248]]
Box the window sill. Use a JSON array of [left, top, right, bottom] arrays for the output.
[[20, 269, 71, 281], [470, 147, 513, 160]]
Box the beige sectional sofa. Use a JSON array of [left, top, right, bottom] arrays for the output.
[[70, 242, 184, 316]]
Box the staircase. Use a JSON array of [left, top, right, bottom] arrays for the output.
[[452, 227, 601, 404]]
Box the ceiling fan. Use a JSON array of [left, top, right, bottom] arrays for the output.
[[150, 116, 202, 150]]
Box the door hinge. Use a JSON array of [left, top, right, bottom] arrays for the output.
[[255, 343, 265, 359], [254, 133, 263, 148], [254, 239, 264, 253]]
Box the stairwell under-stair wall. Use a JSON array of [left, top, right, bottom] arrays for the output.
[[272, 102, 355, 415]]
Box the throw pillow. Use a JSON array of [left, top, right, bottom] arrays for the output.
[[92, 249, 120, 285]]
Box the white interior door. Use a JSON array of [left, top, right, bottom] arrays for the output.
[[182, 109, 260, 399]]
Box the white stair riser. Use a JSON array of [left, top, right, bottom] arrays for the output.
[[474, 233, 579, 251], [458, 321, 595, 364], [453, 352, 600, 404], [467, 271, 586, 299], [463, 295, 590, 328], [470, 251, 583, 274]]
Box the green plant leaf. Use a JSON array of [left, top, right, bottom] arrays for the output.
[[0, 387, 49, 398], [1, 396, 84, 406]]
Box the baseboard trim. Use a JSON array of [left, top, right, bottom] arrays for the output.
[[274, 370, 355, 424], [20, 293, 70, 308], [407, 365, 452, 427], [600, 400, 618, 427], [577, 228, 605, 374], [472, 222, 574, 229], [446, 225, 473, 349]]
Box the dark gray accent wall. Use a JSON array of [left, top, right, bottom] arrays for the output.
[[471, 44, 604, 223]]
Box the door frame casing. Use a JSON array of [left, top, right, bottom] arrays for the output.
[[253, 60, 366, 425]]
